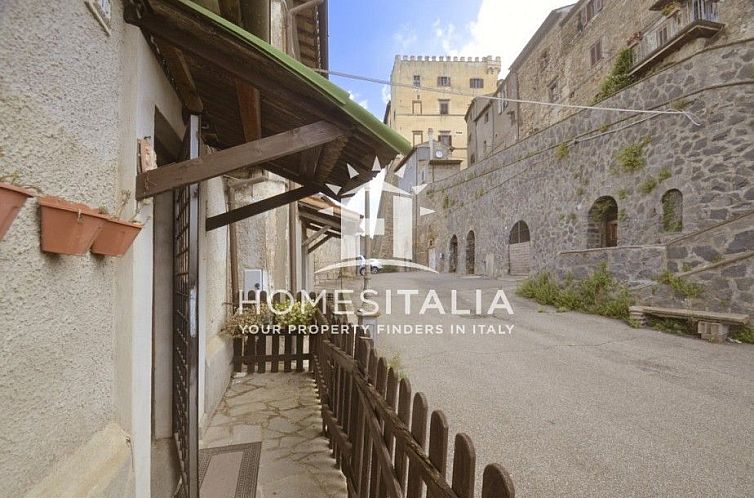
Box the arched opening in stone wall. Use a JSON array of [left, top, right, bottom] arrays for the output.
[[466, 230, 476, 274], [508, 221, 531, 275], [662, 189, 683, 233], [587, 196, 619, 248], [449, 235, 458, 273]]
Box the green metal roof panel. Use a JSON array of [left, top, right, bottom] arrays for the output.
[[172, 0, 411, 156]]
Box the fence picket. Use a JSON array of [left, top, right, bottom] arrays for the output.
[[394, 377, 412, 492], [256, 333, 266, 372], [233, 338, 243, 372], [384, 368, 398, 458], [296, 334, 305, 372], [270, 335, 280, 372], [429, 410, 449, 479], [374, 358, 389, 498], [451, 433, 476, 498], [406, 393, 428, 498], [350, 335, 367, 497], [284, 334, 293, 372], [482, 464, 516, 498], [358, 338, 374, 497]]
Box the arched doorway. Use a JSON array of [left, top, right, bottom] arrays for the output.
[[466, 230, 476, 274], [662, 189, 683, 232], [508, 221, 531, 275], [587, 196, 619, 248], [449, 235, 458, 273]]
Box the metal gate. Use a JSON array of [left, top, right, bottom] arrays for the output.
[[173, 116, 200, 498]]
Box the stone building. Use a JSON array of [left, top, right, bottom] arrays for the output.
[[386, 55, 501, 168], [373, 141, 459, 265], [467, 0, 738, 164], [420, 0, 754, 315]]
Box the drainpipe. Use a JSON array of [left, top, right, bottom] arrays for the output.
[[286, 0, 325, 58]]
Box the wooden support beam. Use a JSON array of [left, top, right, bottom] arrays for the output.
[[302, 225, 331, 247], [136, 121, 344, 199], [236, 81, 262, 141], [156, 42, 203, 113], [206, 185, 318, 231], [298, 209, 342, 229], [300, 145, 322, 178], [308, 234, 332, 254], [316, 136, 348, 185]]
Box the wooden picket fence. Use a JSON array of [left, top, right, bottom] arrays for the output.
[[231, 290, 319, 374], [232, 331, 317, 374], [312, 310, 516, 498]]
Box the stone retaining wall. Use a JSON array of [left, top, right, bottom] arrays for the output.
[[418, 40, 754, 282], [556, 246, 667, 283]]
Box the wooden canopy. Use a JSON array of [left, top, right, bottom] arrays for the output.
[[126, 0, 410, 207]]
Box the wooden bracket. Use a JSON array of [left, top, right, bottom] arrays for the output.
[[136, 120, 344, 200]]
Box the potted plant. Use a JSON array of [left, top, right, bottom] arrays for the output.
[[220, 303, 274, 338], [91, 191, 145, 257], [0, 174, 35, 241], [38, 196, 106, 255], [273, 299, 317, 329]]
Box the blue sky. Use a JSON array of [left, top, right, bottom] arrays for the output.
[[328, 0, 571, 118]]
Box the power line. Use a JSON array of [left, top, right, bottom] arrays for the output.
[[314, 68, 702, 126]]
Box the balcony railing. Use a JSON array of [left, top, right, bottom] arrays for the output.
[[630, 0, 723, 75]]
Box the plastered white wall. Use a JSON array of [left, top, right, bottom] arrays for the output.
[[0, 1, 182, 496], [198, 177, 232, 427]]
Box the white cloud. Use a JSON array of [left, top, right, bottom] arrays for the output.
[[442, 0, 571, 77], [392, 24, 418, 52], [348, 91, 370, 111], [432, 19, 460, 54], [381, 85, 391, 105]]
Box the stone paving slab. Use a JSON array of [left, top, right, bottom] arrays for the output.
[[203, 372, 347, 498]]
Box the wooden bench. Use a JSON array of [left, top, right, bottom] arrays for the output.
[[629, 306, 750, 343]]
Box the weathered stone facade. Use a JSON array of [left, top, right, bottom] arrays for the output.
[[418, 38, 754, 314], [387, 55, 501, 168], [468, 0, 754, 164]]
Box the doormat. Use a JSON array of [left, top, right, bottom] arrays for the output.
[[199, 442, 261, 498]]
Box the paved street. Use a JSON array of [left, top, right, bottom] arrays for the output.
[[347, 272, 754, 497]]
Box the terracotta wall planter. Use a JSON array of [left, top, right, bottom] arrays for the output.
[[91, 218, 143, 257], [0, 182, 34, 241], [38, 196, 106, 255]]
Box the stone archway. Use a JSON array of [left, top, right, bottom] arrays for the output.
[[466, 230, 476, 274], [508, 221, 531, 275], [587, 196, 619, 248], [449, 235, 458, 273], [662, 189, 683, 232]]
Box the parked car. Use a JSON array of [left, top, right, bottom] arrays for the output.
[[357, 255, 383, 275]]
